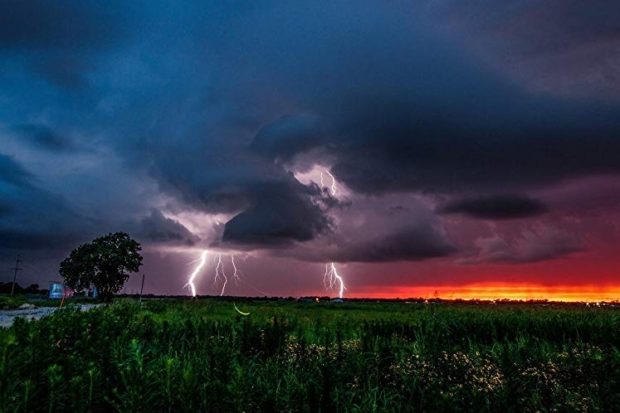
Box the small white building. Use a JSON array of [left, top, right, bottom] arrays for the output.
[[49, 282, 64, 299]]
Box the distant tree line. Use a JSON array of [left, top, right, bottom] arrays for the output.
[[0, 282, 45, 295]]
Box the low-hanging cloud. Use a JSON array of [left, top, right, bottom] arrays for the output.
[[222, 180, 333, 247], [332, 225, 456, 263], [460, 227, 583, 264], [131, 210, 198, 246], [439, 195, 548, 220]]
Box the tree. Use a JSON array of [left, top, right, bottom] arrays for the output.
[[59, 232, 143, 300]]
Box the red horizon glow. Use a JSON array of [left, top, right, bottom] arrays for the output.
[[350, 282, 620, 302]]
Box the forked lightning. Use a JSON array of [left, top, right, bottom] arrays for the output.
[[324, 262, 345, 299], [186, 250, 240, 296]]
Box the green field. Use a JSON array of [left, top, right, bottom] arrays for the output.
[[1, 299, 619, 412]]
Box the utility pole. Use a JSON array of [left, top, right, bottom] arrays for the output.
[[139, 273, 146, 303], [10, 255, 22, 297]]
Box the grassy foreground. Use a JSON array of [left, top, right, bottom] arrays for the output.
[[1, 299, 620, 412]]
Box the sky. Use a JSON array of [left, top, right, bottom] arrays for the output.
[[1, 0, 620, 300]]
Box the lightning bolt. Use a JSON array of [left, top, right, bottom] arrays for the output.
[[213, 254, 228, 296], [186, 250, 208, 297], [213, 254, 242, 296], [324, 262, 345, 299], [320, 168, 337, 196], [231, 255, 241, 283], [186, 250, 245, 297]]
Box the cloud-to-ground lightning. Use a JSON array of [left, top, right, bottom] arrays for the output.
[[319, 169, 346, 298], [213, 254, 228, 296], [324, 262, 345, 299], [213, 254, 243, 296], [185, 250, 245, 297], [231, 255, 241, 283], [186, 250, 208, 297]]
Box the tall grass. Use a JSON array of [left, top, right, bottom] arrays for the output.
[[1, 299, 619, 412]]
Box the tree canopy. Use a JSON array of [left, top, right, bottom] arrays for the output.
[[59, 232, 142, 299]]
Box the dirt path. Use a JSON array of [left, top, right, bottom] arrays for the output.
[[0, 304, 101, 328]]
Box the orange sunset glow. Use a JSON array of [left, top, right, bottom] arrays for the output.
[[355, 283, 620, 302]]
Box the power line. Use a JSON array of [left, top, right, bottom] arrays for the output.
[[10, 255, 22, 297], [139, 273, 146, 303]]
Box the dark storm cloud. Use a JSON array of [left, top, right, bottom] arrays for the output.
[[237, 1, 620, 199], [430, 0, 620, 98], [251, 115, 324, 164], [222, 180, 332, 247], [333, 225, 456, 263], [252, 96, 620, 196], [279, 194, 456, 263], [31, 58, 89, 90], [11, 124, 74, 152], [440, 195, 548, 220], [0, 0, 125, 51], [1, 0, 619, 273], [461, 227, 583, 264], [111, 0, 620, 253], [0, 0, 131, 95], [131, 210, 198, 246], [0, 229, 76, 250], [0, 175, 91, 252], [0, 153, 33, 187], [0, 201, 12, 217]]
